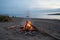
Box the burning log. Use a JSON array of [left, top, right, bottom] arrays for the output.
[[19, 20, 39, 36], [20, 20, 38, 31]]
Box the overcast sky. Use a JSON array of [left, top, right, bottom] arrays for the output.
[[0, 0, 60, 19], [30, 0, 60, 9]]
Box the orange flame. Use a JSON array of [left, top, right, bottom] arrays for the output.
[[22, 20, 34, 31]]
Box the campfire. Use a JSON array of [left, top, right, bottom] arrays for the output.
[[19, 20, 39, 36], [20, 20, 38, 31], [21, 20, 34, 31]]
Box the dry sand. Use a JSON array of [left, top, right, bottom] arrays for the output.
[[0, 18, 60, 40]]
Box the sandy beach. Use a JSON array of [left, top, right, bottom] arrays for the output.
[[0, 18, 60, 40]]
